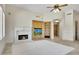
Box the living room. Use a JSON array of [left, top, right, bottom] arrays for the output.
[[0, 4, 79, 55]]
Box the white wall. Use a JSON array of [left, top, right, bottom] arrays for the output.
[[50, 21, 54, 39], [61, 9, 75, 41], [74, 11, 79, 40], [5, 5, 76, 42], [44, 9, 75, 41], [5, 5, 64, 42], [44, 12, 64, 40], [5, 5, 44, 43], [46, 5, 76, 41], [44, 12, 63, 21], [0, 5, 6, 54]]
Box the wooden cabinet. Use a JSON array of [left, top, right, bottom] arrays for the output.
[[32, 20, 44, 40], [44, 22, 50, 38]]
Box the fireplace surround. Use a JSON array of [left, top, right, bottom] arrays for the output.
[[15, 27, 32, 41]]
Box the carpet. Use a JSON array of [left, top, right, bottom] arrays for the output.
[[12, 40, 74, 55]]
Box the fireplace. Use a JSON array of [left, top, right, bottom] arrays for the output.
[[18, 34, 28, 40], [15, 27, 32, 41]]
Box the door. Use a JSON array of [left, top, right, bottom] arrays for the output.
[[54, 22, 59, 37]]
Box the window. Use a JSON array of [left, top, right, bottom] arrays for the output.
[[0, 6, 5, 40]]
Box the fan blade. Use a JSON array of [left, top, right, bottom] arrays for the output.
[[59, 4, 68, 7], [47, 6, 54, 8], [58, 8, 61, 11], [50, 9, 54, 12]]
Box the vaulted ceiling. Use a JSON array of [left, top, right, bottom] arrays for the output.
[[10, 4, 79, 14]]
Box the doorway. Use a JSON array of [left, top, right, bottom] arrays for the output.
[[75, 21, 78, 40], [54, 21, 60, 39]]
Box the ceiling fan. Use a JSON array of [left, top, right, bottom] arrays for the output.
[[47, 4, 68, 12]]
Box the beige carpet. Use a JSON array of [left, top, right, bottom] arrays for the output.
[[12, 40, 74, 55]]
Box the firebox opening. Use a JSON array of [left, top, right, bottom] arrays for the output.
[[18, 34, 28, 40]]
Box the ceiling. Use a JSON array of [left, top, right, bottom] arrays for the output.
[[10, 4, 79, 14]]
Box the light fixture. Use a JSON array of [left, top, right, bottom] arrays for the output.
[[54, 19, 60, 23], [55, 20, 59, 22], [53, 9, 60, 13], [47, 4, 68, 13]]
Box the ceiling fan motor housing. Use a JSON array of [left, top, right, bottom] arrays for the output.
[[54, 5, 59, 9]]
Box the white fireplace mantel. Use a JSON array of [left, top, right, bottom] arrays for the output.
[[14, 27, 32, 42]]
